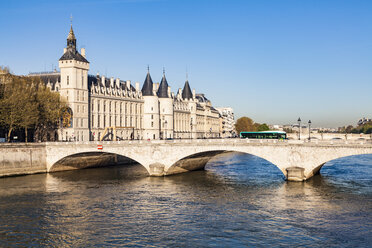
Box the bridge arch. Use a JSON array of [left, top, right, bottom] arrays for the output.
[[47, 150, 150, 175], [309, 152, 372, 178], [165, 148, 287, 178]]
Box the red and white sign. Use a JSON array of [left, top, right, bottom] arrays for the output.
[[97, 145, 103, 150]]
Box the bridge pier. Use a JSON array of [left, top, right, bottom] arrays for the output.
[[286, 167, 306, 181], [149, 163, 166, 176]]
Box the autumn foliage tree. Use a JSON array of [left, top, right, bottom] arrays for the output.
[[235, 117, 271, 135], [235, 117, 256, 134], [0, 69, 66, 142]]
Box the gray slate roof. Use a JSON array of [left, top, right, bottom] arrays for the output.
[[39, 74, 61, 90], [59, 50, 89, 63], [182, 80, 192, 100], [88, 74, 135, 91], [157, 74, 169, 98], [141, 72, 153, 96]]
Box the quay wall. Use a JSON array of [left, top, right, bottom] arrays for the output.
[[0, 144, 47, 177]]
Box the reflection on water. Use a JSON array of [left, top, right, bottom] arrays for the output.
[[0, 153, 371, 247]]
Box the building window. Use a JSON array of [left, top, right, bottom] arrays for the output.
[[81, 118, 83, 127], [98, 100, 100, 112], [98, 115, 100, 128], [92, 115, 94, 128], [77, 105, 80, 113], [67, 76, 69, 85], [151, 114, 153, 120], [77, 91, 79, 101], [104, 101, 106, 112], [151, 121, 153, 127]]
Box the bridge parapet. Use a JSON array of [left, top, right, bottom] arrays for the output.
[[43, 138, 372, 146]]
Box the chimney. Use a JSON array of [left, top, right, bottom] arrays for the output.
[[192, 89, 196, 99], [101, 76, 105, 86], [126, 80, 131, 90], [110, 77, 114, 88], [63, 48, 67, 54], [135, 82, 139, 91], [81, 48, 86, 58], [168, 86, 171, 97], [116, 78, 120, 88], [178, 88, 182, 95]]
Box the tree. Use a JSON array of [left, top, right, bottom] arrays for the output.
[[34, 82, 67, 141], [257, 123, 270, 131], [18, 78, 39, 142], [235, 117, 255, 134], [345, 125, 353, 133], [0, 71, 67, 142], [0, 74, 25, 141]]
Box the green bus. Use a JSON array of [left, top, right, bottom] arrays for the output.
[[240, 131, 287, 140]]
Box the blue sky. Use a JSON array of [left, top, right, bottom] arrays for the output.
[[1, 0, 371, 128]]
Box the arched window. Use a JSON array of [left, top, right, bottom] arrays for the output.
[[61, 107, 73, 128]]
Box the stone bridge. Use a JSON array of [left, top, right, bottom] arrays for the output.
[[43, 139, 372, 181]]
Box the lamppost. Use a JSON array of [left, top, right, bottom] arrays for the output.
[[297, 117, 301, 140], [308, 120, 311, 141], [164, 120, 167, 140], [190, 119, 193, 139]]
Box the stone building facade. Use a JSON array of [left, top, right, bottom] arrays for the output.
[[31, 25, 226, 141], [216, 107, 235, 138]]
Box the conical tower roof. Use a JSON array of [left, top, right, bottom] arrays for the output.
[[67, 25, 76, 41], [182, 80, 193, 100], [141, 71, 154, 96], [157, 73, 169, 98]]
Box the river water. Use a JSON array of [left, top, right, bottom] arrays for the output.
[[0, 152, 371, 247]]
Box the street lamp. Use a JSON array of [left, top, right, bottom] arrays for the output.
[[190, 119, 193, 139], [308, 120, 311, 141], [297, 117, 301, 140], [164, 120, 167, 139]]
